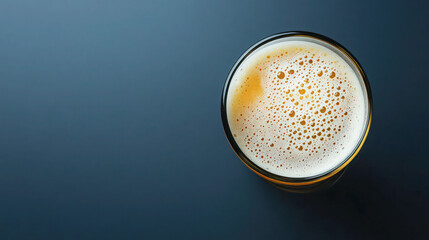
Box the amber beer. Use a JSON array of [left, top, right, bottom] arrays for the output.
[[221, 32, 372, 192]]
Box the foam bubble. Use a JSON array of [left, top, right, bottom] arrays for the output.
[[226, 40, 366, 178]]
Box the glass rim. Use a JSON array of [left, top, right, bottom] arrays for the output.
[[221, 31, 373, 185]]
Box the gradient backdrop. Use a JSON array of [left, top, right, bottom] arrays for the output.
[[0, 0, 428, 239]]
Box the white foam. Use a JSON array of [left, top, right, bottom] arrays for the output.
[[227, 40, 366, 178]]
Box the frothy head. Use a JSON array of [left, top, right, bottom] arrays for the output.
[[225, 38, 369, 178]]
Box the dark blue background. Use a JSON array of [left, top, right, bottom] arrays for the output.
[[0, 0, 428, 239]]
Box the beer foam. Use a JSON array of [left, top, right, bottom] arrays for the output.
[[226, 40, 366, 178]]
